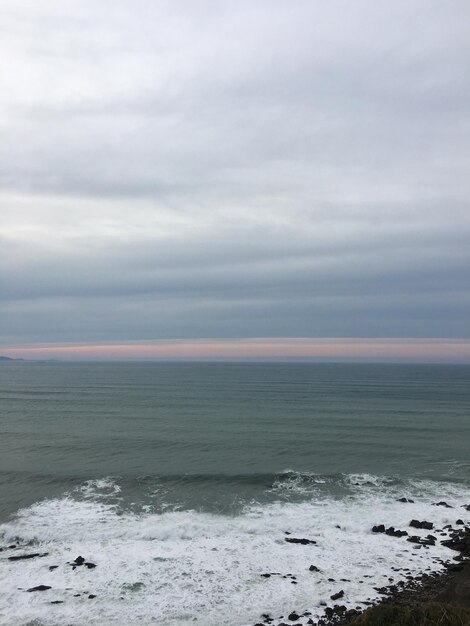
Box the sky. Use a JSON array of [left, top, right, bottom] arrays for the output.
[[1, 1, 470, 361]]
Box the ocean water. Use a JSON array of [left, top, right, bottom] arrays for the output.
[[0, 362, 469, 625]]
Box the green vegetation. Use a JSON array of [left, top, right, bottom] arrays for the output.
[[354, 603, 470, 626]]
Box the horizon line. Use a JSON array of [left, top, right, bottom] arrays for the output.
[[2, 337, 470, 363]]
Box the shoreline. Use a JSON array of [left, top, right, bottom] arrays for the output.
[[252, 518, 470, 626], [335, 526, 469, 625], [2, 489, 470, 625], [340, 560, 470, 625]]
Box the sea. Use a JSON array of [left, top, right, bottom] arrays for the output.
[[0, 361, 469, 625]]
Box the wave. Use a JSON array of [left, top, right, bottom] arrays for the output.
[[1, 473, 469, 625], [75, 469, 470, 492]]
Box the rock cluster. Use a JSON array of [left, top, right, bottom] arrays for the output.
[[3, 547, 98, 606], [253, 514, 470, 626]]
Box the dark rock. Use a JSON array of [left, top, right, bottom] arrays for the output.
[[324, 607, 334, 618], [407, 535, 423, 544], [385, 527, 408, 537], [446, 563, 464, 572], [456, 519, 464, 525], [330, 590, 344, 601], [409, 520, 433, 530], [372, 524, 385, 533], [27, 585, 51, 592], [346, 609, 359, 618], [285, 537, 316, 545], [309, 565, 320, 572], [432, 501, 453, 508], [74, 556, 85, 565], [8, 552, 48, 561], [288, 612, 299, 621], [50, 600, 63, 604], [88, 594, 96, 599], [397, 497, 414, 503], [462, 504, 470, 511], [260, 573, 271, 578], [85, 562, 96, 569], [49, 565, 58, 571], [441, 527, 470, 556]]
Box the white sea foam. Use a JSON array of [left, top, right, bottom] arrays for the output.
[[1, 475, 469, 626], [77, 478, 123, 500]]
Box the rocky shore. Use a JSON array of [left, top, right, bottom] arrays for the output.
[[3, 501, 470, 625], [253, 502, 470, 626]]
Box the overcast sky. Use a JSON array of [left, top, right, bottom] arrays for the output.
[[1, 1, 470, 359]]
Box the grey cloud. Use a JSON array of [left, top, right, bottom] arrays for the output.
[[1, 0, 469, 347]]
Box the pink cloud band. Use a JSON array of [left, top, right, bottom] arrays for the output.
[[3, 338, 470, 362]]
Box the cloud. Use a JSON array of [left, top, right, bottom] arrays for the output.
[[1, 1, 469, 350], [5, 338, 470, 363]]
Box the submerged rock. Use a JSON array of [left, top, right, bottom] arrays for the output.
[[9, 553, 48, 561], [27, 585, 51, 592], [285, 537, 317, 545]]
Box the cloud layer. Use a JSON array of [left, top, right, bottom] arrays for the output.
[[1, 1, 469, 352]]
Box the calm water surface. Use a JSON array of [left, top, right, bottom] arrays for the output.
[[1, 362, 469, 626]]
